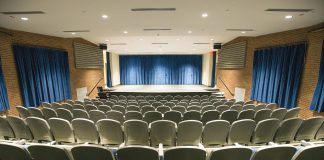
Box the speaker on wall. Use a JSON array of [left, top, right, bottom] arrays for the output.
[[213, 43, 222, 50], [99, 43, 107, 50]]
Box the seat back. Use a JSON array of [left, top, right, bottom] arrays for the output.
[[201, 110, 220, 125], [156, 106, 171, 114], [315, 121, 324, 140], [177, 120, 203, 146], [220, 110, 238, 124], [209, 147, 253, 160], [98, 105, 112, 113], [242, 104, 255, 110], [201, 105, 215, 113], [126, 106, 140, 112], [292, 144, 324, 160], [143, 111, 162, 124], [27, 145, 72, 160], [164, 111, 182, 124], [125, 111, 142, 120], [238, 109, 255, 120], [112, 105, 126, 114], [16, 106, 31, 118], [124, 120, 149, 146], [26, 117, 53, 142], [270, 108, 287, 121], [0, 143, 32, 160], [164, 147, 206, 160], [89, 110, 106, 122], [284, 108, 301, 120], [183, 111, 201, 121], [106, 111, 124, 124], [85, 105, 98, 112], [42, 108, 57, 120], [150, 120, 176, 146], [73, 104, 85, 110], [251, 146, 297, 160], [71, 145, 115, 160], [71, 118, 99, 144], [57, 108, 73, 122], [274, 118, 303, 143], [62, 103, 73, 112], [42, 102, 52, 108], [255, 104, 266, 111], [295, 117, 324, 141], [28, 107, 44, 118], [187, 106, 201, 112], [254, 109, 271, 123], [72, 109, 89, 119], [172, 106, 186, 114], [97, 119, 123, 145], [228, 119, 256, 145], [6, 115, 33, 140], [252, 118, 280, 144], [0, 116, 15, 139], [48, 118, 75, 143], [266, 103, 277, 110], [216, 105, 230, 113], [117, 146, 159, 160], [230, 105, 242, 112], [203, 120, 230, 146]]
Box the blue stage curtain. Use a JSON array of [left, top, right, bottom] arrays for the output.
[[310, 40, 324, 112], [0, 57, 10, 111], [210, 52, 216, 87], [13, 45, 72, 107], [251, 43, 307, 109], [106, 52, 112, 88], [120, 55, 202, 85]]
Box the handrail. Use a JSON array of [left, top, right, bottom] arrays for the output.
[[87, 78, 104, 96], [218, 77, 234, 96]]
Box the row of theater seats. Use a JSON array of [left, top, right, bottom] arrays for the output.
[[15, 103, 301, 126], [1, 114, 324, 146], [1, 142, 324, 160]]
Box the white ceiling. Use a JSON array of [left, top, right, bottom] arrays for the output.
[[0, 0, 323, 54]]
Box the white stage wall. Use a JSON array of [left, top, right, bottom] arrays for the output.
[[202, 52, 213, 86]]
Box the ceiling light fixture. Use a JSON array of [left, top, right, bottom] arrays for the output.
[[285, 15, 293, 19], [139, 38, 143, 41], [105, 39, 109, 42], [241, 31, 246, 34], [176, 38, 180, 41], [202, 13, 208, 18], [210, 38, 214, 41], [101, 14, 108, 19], [71, 32, 76, 35], [21, 17, 28, 21], [123, 30, 128, 34], [188, 30, 192, 34]]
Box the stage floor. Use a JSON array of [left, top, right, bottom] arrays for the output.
[[108, 85, 221, 96], [111, 85, 212, 93]]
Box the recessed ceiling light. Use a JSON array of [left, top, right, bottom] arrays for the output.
[[188, 30, 192, 34], [202, 13, 208, 18], [105, 39, 109, 42], [241, 31, 246, 34], [210, 38, 214, 41], [124, 48, 128, 51], [285, 15, 293, 19], [123, 30, 128, 34], [71, 32, 76, 35], [192, 48, 196, 50], [139, 38, 143, 41], [176, 38, 180, 41], [21, 17, 28, 21], [101, 14, 108, 19]]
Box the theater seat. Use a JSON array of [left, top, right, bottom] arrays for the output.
[[203, 120, 230, 147], [97, 119, 124, 146], [209, 146, 252, 160], [164, 147, 206, 160], [26, 117, 53, 142], [71, 145, 115, 160], [251, 146, 297, 160], [150, 120, 177, 147], [0, 143, 32, 160], [6, 115, 33, 140], [124, 120, 149, 146], [27, 144, 72, 160], [177, 120, 203, 146], [48, 118, 75, 143], [228, 119, 256, 145], [292, 144, 324, 160], [72, 118, 99, 144], [0, 116, 15, 140], [117, 146, 159, 160], [274, 118, 303, 143]]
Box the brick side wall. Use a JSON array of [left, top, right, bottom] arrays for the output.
[[0, 28, 104, 116], [217, 22, 324, 118]]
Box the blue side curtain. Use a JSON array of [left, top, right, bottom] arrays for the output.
[[120, 55, 202, 85], [310, 40, 324, 112], [0, 57, 10, 111], [13, 45, 72, 107], [250, 43, 307, 109], [106, 52, 112, 88], [210, 52, 216, 87]]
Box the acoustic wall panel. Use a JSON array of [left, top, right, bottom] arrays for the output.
[[74, 42, 103, 68], [218, 41, 246, 68]]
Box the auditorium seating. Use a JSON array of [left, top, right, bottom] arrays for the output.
[[1, 96, 324, 159]]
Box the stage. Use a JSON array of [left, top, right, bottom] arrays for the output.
[[105, 85, 224, 97]]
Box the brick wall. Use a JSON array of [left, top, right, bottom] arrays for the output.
[[217, 22, 324, 118], [0, 28, 104, 116]]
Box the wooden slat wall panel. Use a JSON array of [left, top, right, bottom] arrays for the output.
[[74, 42, 103, 68], [218, 41, 246, 68]]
